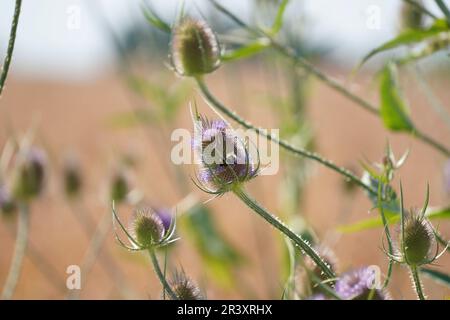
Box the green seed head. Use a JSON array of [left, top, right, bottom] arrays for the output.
[[131, 208, 165, 248], [13, 147, 46, 201], [401, 212, 435, 266], [110, 171, 129, 203], [171, 18, 220, 76]]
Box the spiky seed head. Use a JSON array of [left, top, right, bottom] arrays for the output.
[[170, 272, 203, 300], [334, 267, 390, 300], [131, 208, 165, 248], [171, 18, 220, 76], [400, 211, 435, 266], [13, 147, 47, 201]]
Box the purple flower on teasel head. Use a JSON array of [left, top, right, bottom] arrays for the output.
[[153, 207, 173, 231], [192, 115, 258, 194], [335, 267, 390, 300]]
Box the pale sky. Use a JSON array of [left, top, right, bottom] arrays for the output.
[[0, 0, 448, 80]]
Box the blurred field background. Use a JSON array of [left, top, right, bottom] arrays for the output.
[[0, 0, 449, 299]]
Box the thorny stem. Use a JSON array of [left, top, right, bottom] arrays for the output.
[[211, 0, 450, 157], [0, 0, 22, 97], [410, 265, 426, 300], [1, 204, 29, 299], [149, 248, 178, 300], [233, 186, 336, 280], [196, 77, 376, 196], [378, 181, 394, 288]]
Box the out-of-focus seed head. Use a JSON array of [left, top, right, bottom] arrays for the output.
[[171, 18, 220, 77], [130, 208, 165, 248], [0, 184, 17, 217], [13, 147, 47, 201], [192, 116, 258, 194], [335, 267, 390, 300], [399, 211, 435, 266], [63, 157, 82, 198], [297, 245, 337, 296], [110, 170, 129, 203], [170, 272, 203, 300], [401, 1, 425, 30]]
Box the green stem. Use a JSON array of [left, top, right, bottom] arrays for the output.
[[211, 0, 450, 157], [1, 204, 29, 299], [233, 186, 335, 280], [410, 265, 426, 300], [196, 78, 375, 196], [377, 182, 394, 288], [0, 0, 22, 97], [148, 248, 178, 300]]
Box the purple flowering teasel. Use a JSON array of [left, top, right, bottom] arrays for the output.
[[191, 109, 259, 195], [334, 267, 390, 300]]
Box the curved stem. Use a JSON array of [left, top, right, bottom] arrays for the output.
[[0, 0, 22, 97], [1, 204, 29, 299], [196, 77, 375, 195], [233, 186, 336, 280], [148, 248, 178, 300], [410, 265, 426, 300], [210, 0, 450, 156]]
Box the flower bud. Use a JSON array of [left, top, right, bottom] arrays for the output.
[[13, 147, 46, 201], [170, 272, 203, 300], [131, 208, 165, 248], [171, 19, 220, 76], [400, 212, 435, 266]]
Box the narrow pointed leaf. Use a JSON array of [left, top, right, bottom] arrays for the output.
[[420, 267, 450, 288]]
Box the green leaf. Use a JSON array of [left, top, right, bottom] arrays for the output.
[[271, 0, 290, 35], [338, 206, 450, 233], [142, 5, 171, 33], [358, 19, 449, 67], [379, 63, 414, 132], [222, 39, 269, 62], [421, 267, 450, 288], [435, 0, 450, 26], [181, 205, 243, 288]]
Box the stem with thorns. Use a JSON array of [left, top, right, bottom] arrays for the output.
[[210, 0, 450, 157], [1, 204, 29, 299], [233, 186, 335, 280], [196, 77, 375, 195], [410, 265, 426, 300], [0, 0, 22, 97], [149, 248, 178, 300]]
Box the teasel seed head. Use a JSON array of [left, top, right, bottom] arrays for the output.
[[13, 147, 47, 201], [334, 267, 390, 300], [191, 112, 259, 195], [131, 208, 165, 248], [171, 18, 220, 77], [170, 271, 203, 300], [399, 210, 436, 266]]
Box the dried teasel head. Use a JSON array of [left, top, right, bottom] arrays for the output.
[[170, 271, 203, 300]]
